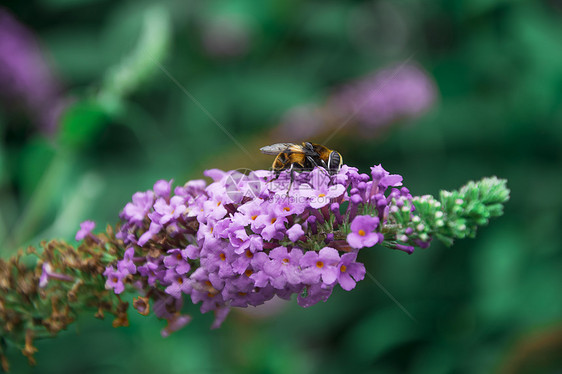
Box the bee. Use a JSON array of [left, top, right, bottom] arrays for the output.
[[259, 142, 343, 176]]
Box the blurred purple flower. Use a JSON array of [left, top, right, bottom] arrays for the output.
[[330, 62, 437, 131], [272, 62, 436, 141], [272, 104, 327, 142], [201, 15, 251, 58], [0, 8, 66, 134]]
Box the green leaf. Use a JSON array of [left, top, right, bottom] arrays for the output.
[[16, 137, 56, 198], [57, 100, 110, 149]]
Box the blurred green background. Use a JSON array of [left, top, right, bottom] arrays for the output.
[[1, 0, 561, 373]]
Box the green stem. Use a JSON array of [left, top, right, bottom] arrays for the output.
[[4, 152, 71, 250]]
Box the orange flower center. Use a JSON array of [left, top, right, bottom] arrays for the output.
[[316, 261, 324, 269], [340, 265, 347, 273], [251, 215, 258, 220], [245, 250, 253, 259], [244, 269, 253, 277], [358, 229, 366, 236], [318, 193, 326, 198], [283, 207, 291, 212], [271, 217, 277, 224], [219, 253, 226, 261], [112, 277, 118, 283], [176, 253, 182, 260], [177, 277, 183, 284], [282, 258, 289, 264]]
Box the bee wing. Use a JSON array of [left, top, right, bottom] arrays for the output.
[[259, 143, 297, 155]]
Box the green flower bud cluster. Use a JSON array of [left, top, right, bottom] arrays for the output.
[[387, 177, 510, 248]]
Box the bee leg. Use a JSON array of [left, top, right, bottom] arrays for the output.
[[306, 156, 320, 170], [286, 164, 296, 196], [266, 167, 279, 192], [307, 155, 331, 184], [318, 159, 332, 183]]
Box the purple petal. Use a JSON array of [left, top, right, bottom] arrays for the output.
[[322, 267, 339, 285], [338, 272, 356, 291], [286, 224, 304, 242], [347, 232, 365, 249]]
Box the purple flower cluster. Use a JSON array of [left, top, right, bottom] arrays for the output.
[[103, 163, 425, 332]]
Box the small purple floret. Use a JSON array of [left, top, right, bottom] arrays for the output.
[[347, 215, 381, 249], [75, 220, 95, 241], [337, 253, 366, 291]]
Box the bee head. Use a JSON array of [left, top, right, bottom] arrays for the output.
[[302, 142, 314, 152]]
